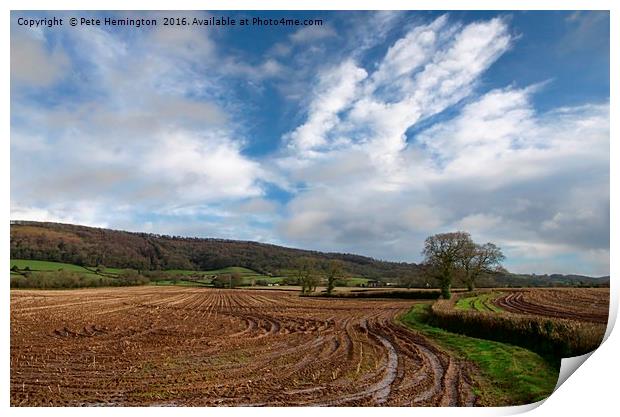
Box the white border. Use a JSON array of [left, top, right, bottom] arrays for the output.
[[3, 1, 616, 417]]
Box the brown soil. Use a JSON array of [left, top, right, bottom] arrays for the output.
[[11, 287, 477, 407], [493, 288, 609, 324]]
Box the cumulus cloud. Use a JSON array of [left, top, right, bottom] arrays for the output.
[[141, 131, 263, 203], [11, 15, 267, 231], [420, 92, 609, 191]]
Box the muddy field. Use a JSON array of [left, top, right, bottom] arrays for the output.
[[11, 287, 477, 406], [493, 288, 609, 324]]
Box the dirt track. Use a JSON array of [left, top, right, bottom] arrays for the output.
[[493, 288, 609, 324], [11, 287, 477, 406]]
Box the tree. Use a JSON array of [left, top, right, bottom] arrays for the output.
[[211, 273, 241, 288], [295, 257, 319, 295], [399, 270, 422, 288], [325, 260, 343, 295], [230, 272, 243, 288], [211, 275, 226, 288], [460, 242, 505, 291], [119, 269, 149, 285], [422, 231, 472, 299]]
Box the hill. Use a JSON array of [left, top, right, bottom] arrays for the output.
[[10, 221, 420, 281], [493, 272, 609, 288], [10, 221, 609, 287]]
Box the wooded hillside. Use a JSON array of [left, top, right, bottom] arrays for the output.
[[10, 221, 608, 287], [10, 221, 421, 280]]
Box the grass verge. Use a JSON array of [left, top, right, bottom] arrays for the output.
[[399, 303, 559, 406], [456, 292, 504, 312]]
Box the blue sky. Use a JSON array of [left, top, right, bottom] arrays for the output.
[[11, 10, 609, 275]]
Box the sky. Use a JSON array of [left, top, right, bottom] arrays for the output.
[[10, 10, 610, 276]]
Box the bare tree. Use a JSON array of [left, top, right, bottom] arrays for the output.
[[230, 272, 243, 288], [422, 231, 472, 299], [325, 260, 344, 295], [460, 242, 505, 291], [295, 257, 318, 295]]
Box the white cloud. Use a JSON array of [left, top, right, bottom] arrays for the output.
[[419, 90, 609, 190], [220, 57, 287, 81], [402, 205, 446, 232], [456, 213, 503, 232], [11, 29, 69, 87], [11, 17, 267, 228], [349, 11, 405, 55], [10, 202, 109, 228], [284, 15, 512, 170], [289, 24, 337, 43], [285, 60, 368, 152], [368, 15, 451, 90], [276, 16, 608, 275], [142, 131, 264, 204], [279, 15, 514, 186]]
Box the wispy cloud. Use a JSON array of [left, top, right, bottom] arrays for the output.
[[274, 15, 608, 275]]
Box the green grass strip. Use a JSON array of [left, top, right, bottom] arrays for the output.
[[11, 259, 90, 273], [399, 304, 558, 406], [456, 292, 504, 312]]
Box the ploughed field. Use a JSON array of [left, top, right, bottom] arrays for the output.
[[11, 287, 477, 406], [493, 288, 609, 324]]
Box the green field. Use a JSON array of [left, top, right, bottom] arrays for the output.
[[11, 259, 95, 273], [346, 277, 372, 286], [399, 304, 557, 406], [11, 260, 262, 276], [10, 259, 288, 287], [10, 259, 376, 289], [10, 259, 124, 289], [160, 266, 285, 285], [152, 266, 260, 275], [456, 292, 504, 313]]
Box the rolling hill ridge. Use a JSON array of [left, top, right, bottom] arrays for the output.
[[10, 221, 609, 287]]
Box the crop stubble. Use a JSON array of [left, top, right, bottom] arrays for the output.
[[11, 287, 477, 407], [493, 288, 609, 324]]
